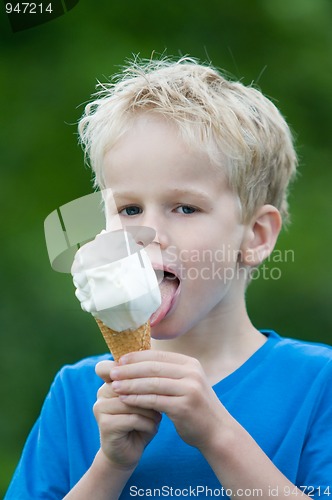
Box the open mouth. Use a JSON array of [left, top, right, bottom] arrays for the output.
[[150, 268, 180, 327], [154, 268, 179, 284]]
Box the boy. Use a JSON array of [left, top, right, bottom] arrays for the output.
[[5, 57, 332, 499]]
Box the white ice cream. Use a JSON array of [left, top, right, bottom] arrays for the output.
[[71, 230, 161, 331]]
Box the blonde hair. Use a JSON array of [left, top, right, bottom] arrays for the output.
[[78, 56, 297, 224]]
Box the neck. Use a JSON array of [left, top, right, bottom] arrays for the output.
[[151, 295, 266, 385]]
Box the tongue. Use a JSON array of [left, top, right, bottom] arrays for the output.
[[150, 277, 178, 326]]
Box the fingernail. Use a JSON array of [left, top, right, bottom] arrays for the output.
[[112, 381, 121, 390]]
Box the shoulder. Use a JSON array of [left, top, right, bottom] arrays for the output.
[[266, 330, 332, 381], [275, 333, 332, 362], [58, 353, 113, 376], [51, 353, 113, 394]]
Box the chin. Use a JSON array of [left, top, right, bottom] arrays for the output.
[[151, 316, 194, 341], [151, 328, 180, 341]]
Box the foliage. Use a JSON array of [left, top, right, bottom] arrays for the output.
[[1, 0, 331, 495]]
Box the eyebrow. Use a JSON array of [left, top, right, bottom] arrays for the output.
[[110, 188, 211, 202], [165, 188, 212, 202]]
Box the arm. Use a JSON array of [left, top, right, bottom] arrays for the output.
[[201, 410, 309, 499], [63, 450, 134, 500], [64, 360, 161, 500], [5, 359, 160, 500], [110, 350, 313, 500]]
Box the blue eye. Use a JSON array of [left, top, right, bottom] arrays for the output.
[[120, 206, 142, 216], [176, 205, 197, 214]]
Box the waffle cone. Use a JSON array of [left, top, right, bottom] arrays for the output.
[[95, 318, 151, 362]]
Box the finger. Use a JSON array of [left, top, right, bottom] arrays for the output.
[[95, 360, 117, 383], [118, 349, 192, 367], [119, 393, 173, 415], [100, 411, 161, 436], [94, 396, 162, 423], [97, 381, 118, 399], [112, 377, 184, 397], [110, 360, 189, 383], [110, 358, 205, 380]]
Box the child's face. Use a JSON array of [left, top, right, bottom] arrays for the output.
[[103, 114, 247, 339]]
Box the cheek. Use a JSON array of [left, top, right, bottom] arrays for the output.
[[175, 253, 225, 288], [176, 239, 242, 288], [166, 219, 243, 276]]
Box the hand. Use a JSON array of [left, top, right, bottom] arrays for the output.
[[94, 360, 162, 471], [110, 351, 225, 453]]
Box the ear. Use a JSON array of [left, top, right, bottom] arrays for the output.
[[240, 205, 282, 267]]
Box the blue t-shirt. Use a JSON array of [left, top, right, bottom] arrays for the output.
[[5, 331, 332, 499]]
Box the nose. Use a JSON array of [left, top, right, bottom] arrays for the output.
[[125, 218, 169, 250], [144, 214, 170, 250], [151, 231, 169, 249], [125, 226, 155, 248]]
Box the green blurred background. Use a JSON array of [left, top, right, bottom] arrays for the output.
[[1, 0, 332, 495]]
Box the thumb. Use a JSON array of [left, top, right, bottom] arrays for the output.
[[95, 360, 116, 383]]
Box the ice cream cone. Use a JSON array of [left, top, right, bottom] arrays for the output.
[[95, 318, 151, 362]]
